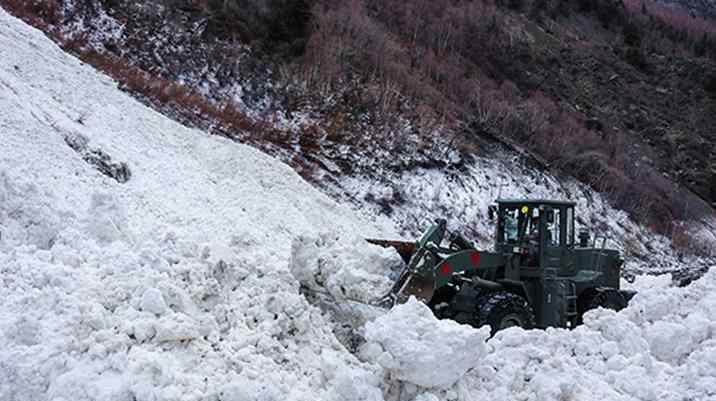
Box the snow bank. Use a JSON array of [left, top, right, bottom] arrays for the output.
[[0, 161, 389, 401], [358, 270, 716, 400], [0, 7, 390, 401], [361, 298, 490, 389], [456, 270, 716, 401]]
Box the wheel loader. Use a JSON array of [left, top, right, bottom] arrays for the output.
[[368, 199, 635, 333]]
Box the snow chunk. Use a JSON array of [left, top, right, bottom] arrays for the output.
[[139, 288, 168, 316], [0, 171, 69, 249], [646, 321, 692, 364], [85, 192, 130, 243], [320, 349, 384, 401], [361, 297, 489, 388], [289, 233, 402, 303]]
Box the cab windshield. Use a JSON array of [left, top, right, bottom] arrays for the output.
[[503, 207, 521, 243], [501, 206, 539, 244]]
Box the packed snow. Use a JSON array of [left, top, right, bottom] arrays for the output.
[[1, 6, 716, 401], [0, 7, 389, 401], [361, 298, 490, 389]]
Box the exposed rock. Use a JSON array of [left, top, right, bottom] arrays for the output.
[[64, 133, 131, 183]]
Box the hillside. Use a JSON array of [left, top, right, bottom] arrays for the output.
[[0, 6, 392, 399], [658, 0, 716, 18], [2, 8, 716, 401], [4, 0, 716, 251]]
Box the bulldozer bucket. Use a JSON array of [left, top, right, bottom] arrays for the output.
[[396, 272, 435, 302], [373, 269, 435, 308], [367, 238, 434, 307], [366, 238, 416, 263]]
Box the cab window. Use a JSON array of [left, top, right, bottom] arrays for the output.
[[501, 205, 540, 244], [502, 207, 521, 243], [566, 207, 574, 246], [546, 209, 560, 247]]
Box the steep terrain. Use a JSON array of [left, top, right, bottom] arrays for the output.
[[2, 8, 716, 401], [5, 0, 715, 245], [0, 7, 393, 400]]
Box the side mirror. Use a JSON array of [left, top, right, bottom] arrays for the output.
[[488, 205, 497, 221]]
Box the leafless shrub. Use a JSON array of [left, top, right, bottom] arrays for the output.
[[671, 221, 691, 250], [623, 232, 643, 258], [3, 0, 60, 27], [2, 1, 293, 147], [7, 0, 710, 236], [624, 0, 716, 40]]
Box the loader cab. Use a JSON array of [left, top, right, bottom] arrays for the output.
[[494, 199, 576, 271]]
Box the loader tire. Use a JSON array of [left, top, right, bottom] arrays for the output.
[[474, 291, 536, 335], [577, 289, 627, 324]]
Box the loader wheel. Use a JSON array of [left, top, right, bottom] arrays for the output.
[[475, 291, 536, 335], [577, 289, 627, 324]]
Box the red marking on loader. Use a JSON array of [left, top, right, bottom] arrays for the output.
[[470, 252, 481, 268], [440, 263, 451, 275]]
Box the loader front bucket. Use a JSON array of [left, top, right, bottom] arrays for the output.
[[366, 238, 416, 263], [367, 237, 435, 307], [373, 269, 435, 308]]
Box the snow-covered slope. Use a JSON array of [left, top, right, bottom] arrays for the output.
[[338, 156, 716, 277], [0, 7, 393, 401], [1, 7, 716, 401]]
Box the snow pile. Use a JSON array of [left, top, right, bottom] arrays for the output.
[[1, 229, 388, 401], [455, 270, 716, 401], [0, 7, 390, 401], [289, 233, 403, 303], [361, 298, 490, 389], [0, 171, 71, 250], [288, 234, 403, 352], [354, 271, 716, 401]]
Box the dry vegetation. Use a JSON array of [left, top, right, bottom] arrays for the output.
[[2, 0, 715, 250], [1, 0, 310, 156], [296, 0, 715, 234]]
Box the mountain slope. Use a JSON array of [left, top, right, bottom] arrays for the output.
[[1, 7, 716, 401], [3, 0, 715, 261], [0, 7, 395, 400]]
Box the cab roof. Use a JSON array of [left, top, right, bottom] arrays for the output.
[[496, 199, 576, 207]]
